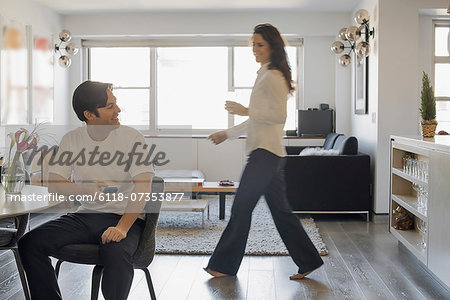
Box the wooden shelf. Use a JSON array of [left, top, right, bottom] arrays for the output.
[[390, 227, 427, 265], [392, 194, 427, 221], [392, 141, 431, 157], [392, 168, 428, 188]]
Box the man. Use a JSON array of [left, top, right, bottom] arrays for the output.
[[18, 81, 153, 300]]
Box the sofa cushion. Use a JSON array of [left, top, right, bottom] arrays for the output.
[[299, 147, 339, 156], [323, 133, 342, 150], [332, 136, 358, 155]]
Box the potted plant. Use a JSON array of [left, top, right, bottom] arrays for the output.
[[420, 71, 437, 137]]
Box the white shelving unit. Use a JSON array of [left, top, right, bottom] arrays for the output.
[[390, 140, 429, 265], [391, 194, 427, 220], [390, 135, 450, 289], [390, 227, 427, 263]]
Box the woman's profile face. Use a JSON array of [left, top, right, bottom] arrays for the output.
[[252, 33, 271, 65]]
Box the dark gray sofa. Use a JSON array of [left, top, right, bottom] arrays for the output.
[[284, 133, 371, 220]]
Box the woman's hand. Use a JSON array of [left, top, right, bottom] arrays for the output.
[[225, 101, 249, 116], [208, 131, 228, 145]]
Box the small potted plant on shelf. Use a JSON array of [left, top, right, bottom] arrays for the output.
[[420, 71, 437, 138]]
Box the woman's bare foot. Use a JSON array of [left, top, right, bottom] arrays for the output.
[[203, 267, 230, 278], [289, 271, 312, 280]]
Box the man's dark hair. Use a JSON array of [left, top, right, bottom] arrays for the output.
[[72, 81, 113, 122]]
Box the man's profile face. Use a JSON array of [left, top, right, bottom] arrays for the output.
[[89, 90, 121, 126]]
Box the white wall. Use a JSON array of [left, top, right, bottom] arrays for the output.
[[0, 0, 70, 126], [63, 11, 351, 37], [352, 0, 449, 214], [63, 11, 352, 128], [303, 36, 336, 110], [350, 0, 379, 211], [419, 15, 434, 84], [375, 0, 421, 214], [335, 53, 352, 135]]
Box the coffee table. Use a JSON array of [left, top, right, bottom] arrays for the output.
[[161, 199, 209, 228], [165, 181, 239, 220]]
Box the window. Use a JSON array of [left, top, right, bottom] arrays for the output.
[[86, 37, 302, 134], [156, 47, 228, 129], [90, 48, 150, 126], [434, 23, 450, 132], [1, 23, 28, 124], [0, 24, 54, 125]]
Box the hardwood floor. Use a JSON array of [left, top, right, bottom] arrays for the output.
[[1, 215, 450, 299]]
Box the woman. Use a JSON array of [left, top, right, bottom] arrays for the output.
[[205, 24, 324, 280]]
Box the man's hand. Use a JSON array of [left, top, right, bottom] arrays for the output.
[[101, 226, 127, 244], [94, 181, 108, 193], [101, 172, 152, 245], [208, 131, 228, 145], [225, 101, 248, 116], [90, 180, 109, 202]]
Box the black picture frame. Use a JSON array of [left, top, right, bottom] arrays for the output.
[[354, 54, 369, 115]]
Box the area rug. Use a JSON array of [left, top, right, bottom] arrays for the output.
[[155, 197, 328, 256]]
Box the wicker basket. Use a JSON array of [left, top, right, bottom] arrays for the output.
[[421, 123, 437, 137]]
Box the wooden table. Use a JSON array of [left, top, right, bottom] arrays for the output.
[[165, 181, 239, 220]]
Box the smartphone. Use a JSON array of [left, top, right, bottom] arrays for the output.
[[102, 186, 118, 194]]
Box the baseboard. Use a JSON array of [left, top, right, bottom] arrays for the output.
[[370, 212, 389, 224], [292, 211, 370, 222]]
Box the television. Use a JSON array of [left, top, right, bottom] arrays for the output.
[[297, 109, 334, 137]]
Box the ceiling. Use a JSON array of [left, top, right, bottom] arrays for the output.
[[33, 0, 362, 14]]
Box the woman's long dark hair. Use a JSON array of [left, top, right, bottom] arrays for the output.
[[253, 23, 294, 93]]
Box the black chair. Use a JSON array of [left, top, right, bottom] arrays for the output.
[[0, 214, 32, 300], [52, 176, 164, 300]]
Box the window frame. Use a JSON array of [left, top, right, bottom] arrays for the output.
[[432, 21, 450, 102], [432, 21, 450, 132], [83, 36, 304, 135]]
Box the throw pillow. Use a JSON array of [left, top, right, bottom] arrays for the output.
[[299, 147, 339, 156]]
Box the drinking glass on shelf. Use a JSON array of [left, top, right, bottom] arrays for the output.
[[415, 159, 422, 179], [413, 183, 423, 209], [409, 158, 415, 177], [416, 219, 427, 249], [417, 160, 424, 181], [402, 157, 407, 172], [423, 161, 429, 182], [406, 158, 412, 176], [421, 188, 428, 211]]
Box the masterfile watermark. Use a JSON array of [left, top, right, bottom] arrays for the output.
[[7, 192, 184, 203], [24, 142, 170, 172]]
